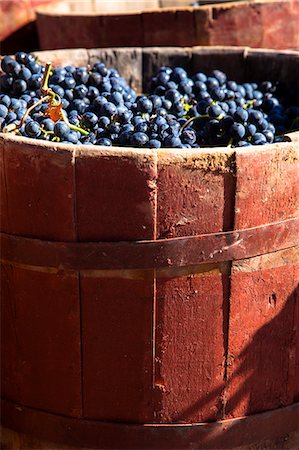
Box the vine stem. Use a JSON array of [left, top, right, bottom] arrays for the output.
[[41, 62, 53, 96], [61, 110, 89, 136], [3, 95, 51, 133], [180, 114, 209, 132]]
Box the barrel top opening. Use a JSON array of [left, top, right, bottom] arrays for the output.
[[1, 46, 299, 158], [1, 130, 298, 160]]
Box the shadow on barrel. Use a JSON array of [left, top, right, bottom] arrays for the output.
[[172, 283, 299, 446]]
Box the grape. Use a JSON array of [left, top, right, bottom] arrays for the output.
[[252, 133, 267, 145], [229, 123, 246, 140], [0, 104, 8, 118], [208, 104, 223, 119], [96, 137, 112, 146], [131, 132, 149, 147], [54, 121, 70, 138], [81, 112, 98, 129], [233, 107, 249, 123], [0, 52, 298, 149], [148, 139, 161, 148], [25, 121, 41, 138]]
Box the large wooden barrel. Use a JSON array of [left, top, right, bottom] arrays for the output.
[[36, 0, 299, 51], [1, 47, 299, 449]]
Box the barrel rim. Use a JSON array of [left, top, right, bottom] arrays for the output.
[[1, 130, 298, 158]]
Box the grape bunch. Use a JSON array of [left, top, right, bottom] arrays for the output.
[[0, 52, 298, 149]]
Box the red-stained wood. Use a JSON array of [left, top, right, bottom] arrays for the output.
[[143, 8, 197, 47], [75, 148, 157, 241], [81, 275, 154, 422], [295, 283, 299, 402], [1, 263, 20, 403], [153, 150, 235, 422], [0, 263, 81, 417], [154, 271, 226, 423], [0, 0, 58, 41], [1, 136, 76, 241], [226, 257, 299, 418], [225, 143, 299, 417], [234, 144, 299, 230], [36, 1, 299, 51], [0, 142, 8, 232], [156, 151, 235, 238], [209, 0, 299, 50], [75, 148, 157, 421], [102, 14, 143, 47]]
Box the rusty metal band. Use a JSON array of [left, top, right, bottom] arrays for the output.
[[1, 217, 298, 271], [2, 399, 299, 449]]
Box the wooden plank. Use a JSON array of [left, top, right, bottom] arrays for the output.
[[154, 149, 235, 422], [226, 253, 299, 418], [259, 0, 299, 50], [36, 2, 299, 51], [75, 147, 157, 241], [1, 135, 76, 241], [76, 147, 157, 421], [81, 275, 154, 422], [36, 13, 104, 51], [226, 143, 299, 417], [295, 280, 299, 402], [142, 8, 197, 47], [1, 263, 20, 403], [157, 149, 235, 238], [154, 269, 227, 423], [234, 144, 299, 229], [193, 8, 210, 46], [209, 2, 264, 48], [102, 14, 143, 47], [191, 46, 247, 81], [0, 140, 9, 232], [244, 49, 299, 85], [0, 263, 81, 417]]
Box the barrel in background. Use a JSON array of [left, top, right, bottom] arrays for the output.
[[36, 1, 299, 50]]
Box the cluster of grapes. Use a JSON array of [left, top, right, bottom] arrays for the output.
[[0, 52, 298, 149]]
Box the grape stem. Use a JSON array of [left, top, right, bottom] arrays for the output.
[[41, 62, 55, 99], [227, 138, 234, 148], [3, 95, 51, 133], [180, 114, 209, 132], [41, 61, 89, 136], [61, 110, 89, 136]]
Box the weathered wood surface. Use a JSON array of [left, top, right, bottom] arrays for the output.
[[1, 47, 299, 448], [36, 1, 299, 50]]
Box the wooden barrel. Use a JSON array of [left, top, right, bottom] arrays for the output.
[[36, 0, 299, 51], [0, 0, 60, 42], [1, 47, 299, 449]]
